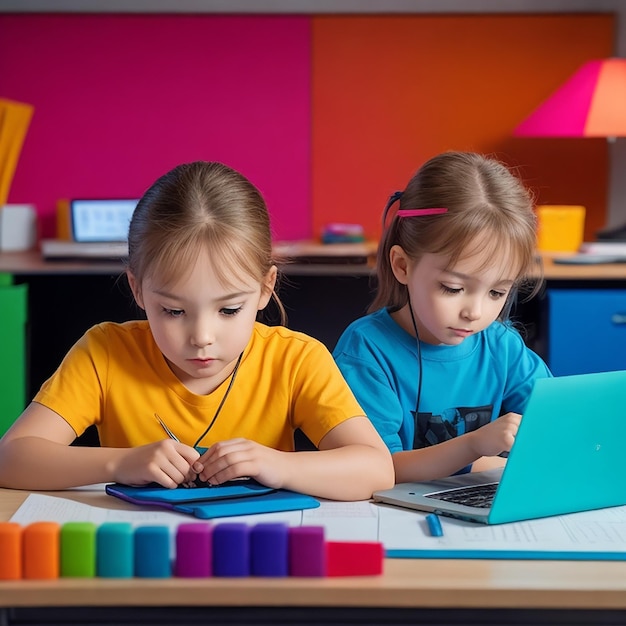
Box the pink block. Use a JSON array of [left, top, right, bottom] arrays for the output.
[[326, 541, 384, 576]]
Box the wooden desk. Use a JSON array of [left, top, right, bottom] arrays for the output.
[[1, 488, 626, 625], [0, 243, 378, 277], [2, 251, 626, 623], [541, 254, 626, 281], [3, 249, 626, 280]]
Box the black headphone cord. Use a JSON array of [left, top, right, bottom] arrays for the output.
[[407, 298, 423, 447]]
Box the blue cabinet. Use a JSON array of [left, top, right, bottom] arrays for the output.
[[548, 288, 626, 376]]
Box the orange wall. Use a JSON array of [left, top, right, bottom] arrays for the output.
[[312, 15, 613, 242]]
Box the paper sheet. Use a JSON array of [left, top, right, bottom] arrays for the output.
[[9, 490, 379, 542], [10, 487, 626, 559], [377, 503, 626, 558]]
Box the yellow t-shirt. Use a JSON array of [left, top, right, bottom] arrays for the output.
[[34, 321, 363, 450]]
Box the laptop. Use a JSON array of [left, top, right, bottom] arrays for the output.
[[41, 198, 136, 260], [40, 239, 128, 260], [373, 369, 626, 524]]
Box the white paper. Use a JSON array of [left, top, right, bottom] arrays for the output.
[[10, 489, 626, 556], [10, 493, 304, 530], [377, 503, 626, 555]]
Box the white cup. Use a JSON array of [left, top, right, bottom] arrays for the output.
[[0, 204, 37, 251]]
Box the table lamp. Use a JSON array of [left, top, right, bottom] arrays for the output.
[[513, 57, 626, 240], [513, 57, 626, 138]]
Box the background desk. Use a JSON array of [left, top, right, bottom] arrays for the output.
[[2, 487, 626, 626], [539, 256, 626, 376]]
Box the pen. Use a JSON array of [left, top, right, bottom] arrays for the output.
[[154, 413, 207, 488], [154, 413, 180, 442], [425, 513, 444, 537], [155, 413, 207, 454]]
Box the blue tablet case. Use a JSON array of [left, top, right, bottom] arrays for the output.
[[105, 480, 320, 519]]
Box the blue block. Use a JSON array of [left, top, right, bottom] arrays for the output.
[[213, 523, 250, 577], [251, 523, 289, 577], [97, 523, 134, 578], [134, 526, 171, 578]]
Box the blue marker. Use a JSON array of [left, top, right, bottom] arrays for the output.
[[426, 513, 444, 537]]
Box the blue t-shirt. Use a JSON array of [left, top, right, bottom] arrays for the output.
[[333, 308, 552, 455]]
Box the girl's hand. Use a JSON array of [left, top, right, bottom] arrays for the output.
[[195, 438, 287, 488], [110, 440, 201, 489], [467, 412, 521, 458]]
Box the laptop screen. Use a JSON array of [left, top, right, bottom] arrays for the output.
[[71, 199, 138, 243]]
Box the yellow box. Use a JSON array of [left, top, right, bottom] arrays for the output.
[[536, 205, 586, 253]]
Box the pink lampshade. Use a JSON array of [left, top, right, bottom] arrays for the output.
[[514, 58, 626, 138]]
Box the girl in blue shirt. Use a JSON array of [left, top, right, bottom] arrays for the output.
[[333, 151, 552, 482]]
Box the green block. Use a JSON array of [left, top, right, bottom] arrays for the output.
[[0, 279, 28, 436], [61, 522, 97, 577]]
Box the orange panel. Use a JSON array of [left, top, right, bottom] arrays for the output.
[[311, 15, 613, 242]]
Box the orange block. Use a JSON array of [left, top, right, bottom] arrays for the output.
[[23, 521, 60, 579], [0, 522, 22, 580]]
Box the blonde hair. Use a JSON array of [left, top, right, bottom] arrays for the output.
[[127, 161, 285, 323], [371, 151, 542, 314]]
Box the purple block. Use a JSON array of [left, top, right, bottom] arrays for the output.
[[175, 523, 213, 578], [289, 526, 326, 577], [213, 523, 250, 577], [134, 526, 171, 578], [251, 523, 289, 577]]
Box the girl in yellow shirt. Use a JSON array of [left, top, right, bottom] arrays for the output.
[[0, 161, 393, 500]]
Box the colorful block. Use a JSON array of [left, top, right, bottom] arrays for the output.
[[213, 523, 250, 577], [251, 522, 289, 577], [289, 526, 326, 576], [0, 522, 22, 580], [60, 522, 97, 577], [326, 541, 384, 576], [134, 526, 171, 578], [175, 523, 212, 578], [23, 521, 60, 579], [0, 518, 384, 581], [96, 522, 134, 578]]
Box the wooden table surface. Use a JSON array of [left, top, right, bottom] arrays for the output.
[[2, 487, 626, 611], [3, 248, 626, 280]]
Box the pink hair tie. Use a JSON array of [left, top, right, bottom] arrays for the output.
[[397, 208, 448, 218]]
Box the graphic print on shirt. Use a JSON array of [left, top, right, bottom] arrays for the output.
[[412, 405, 493, 449]]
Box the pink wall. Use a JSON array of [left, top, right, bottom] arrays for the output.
[[0, 15, 311, 240]]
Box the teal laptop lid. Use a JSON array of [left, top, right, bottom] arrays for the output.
[[373, 370, 626, 524], [488, 369, 626, 524]]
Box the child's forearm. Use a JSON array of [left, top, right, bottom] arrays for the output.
[[280, 445, 394, 501], [392, 436, 481, 483], [0, 437, 124, 490]]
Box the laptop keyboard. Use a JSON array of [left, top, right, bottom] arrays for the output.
[[424, 482, 498, 509]]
